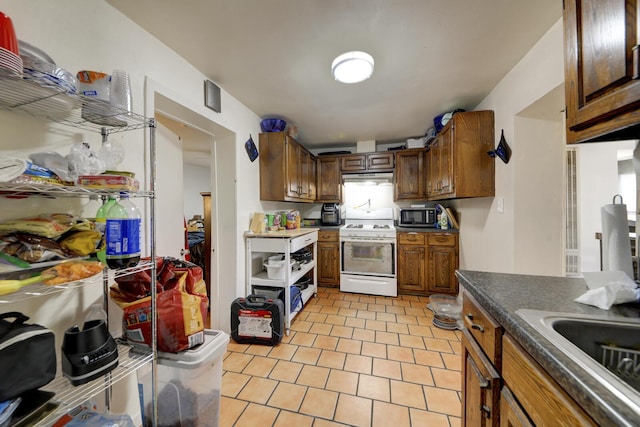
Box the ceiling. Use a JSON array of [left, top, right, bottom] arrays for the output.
[[107, 0, 562, 148]]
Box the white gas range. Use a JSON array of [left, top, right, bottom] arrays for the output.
[[339, 208, 397, 297]]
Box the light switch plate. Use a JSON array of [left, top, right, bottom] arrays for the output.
[[497, 197, 504, 214]]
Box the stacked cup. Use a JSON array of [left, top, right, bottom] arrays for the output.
[[0, 12, 22, 78], [110, 69, 132, 114]]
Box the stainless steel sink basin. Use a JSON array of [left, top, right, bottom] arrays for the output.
[[516, 309, 640, 418]]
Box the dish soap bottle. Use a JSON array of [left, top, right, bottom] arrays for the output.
[[95, 195, 117, 263]]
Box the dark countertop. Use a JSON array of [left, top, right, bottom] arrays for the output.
[[456, 270, 640, 427], [395, 225, 459, 233], [319, 225, 343, 230], [244, 228, 319, 238], [302, 224, 342, 230], [303, 224, 459, 233]]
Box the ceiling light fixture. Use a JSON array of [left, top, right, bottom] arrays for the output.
[[331, 51, 374, 84]]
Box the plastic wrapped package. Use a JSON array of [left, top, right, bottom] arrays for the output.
[[67, 143, 106, 177], [52, 403, 134, 427], [76, 174, 139, 191]]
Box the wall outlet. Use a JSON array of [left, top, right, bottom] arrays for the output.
[[497, 197, 504, 214]]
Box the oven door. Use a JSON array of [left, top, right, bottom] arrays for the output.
[[341, 238, 395, 277]]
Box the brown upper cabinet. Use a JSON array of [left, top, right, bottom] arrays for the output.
[[259, 132, 316, 203], [341, 152, 395, 173], [564, 0, 640, 143], [394, 149, 426, 201], [316, 155, 342, 203], [261, 112, 493, 203], [428, 110, 495, 200]]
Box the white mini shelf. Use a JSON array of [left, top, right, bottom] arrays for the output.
[[245, 229, 318, 333]]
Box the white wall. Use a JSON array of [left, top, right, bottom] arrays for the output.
[[184, 165, 211, 220], [0, 0, 263, 420], [617, 157, 636, 222], [576, 140, 637, 273], [454, 18, 566, 274], [512, 114, 564, 275]]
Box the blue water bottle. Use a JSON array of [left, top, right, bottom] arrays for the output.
[[105, 192, 141, 269]]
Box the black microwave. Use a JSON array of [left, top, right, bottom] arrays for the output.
[[398, 208, 437, 227]]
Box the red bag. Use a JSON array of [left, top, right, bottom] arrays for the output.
[[110, 257, 208, 353]]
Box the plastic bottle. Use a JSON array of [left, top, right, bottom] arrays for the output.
[[95, 195, 117, 263], [105, 192, 141, 269], [84, 303, 108, 325]]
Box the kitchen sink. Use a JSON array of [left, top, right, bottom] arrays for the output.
[[516, 309, 640, 418]]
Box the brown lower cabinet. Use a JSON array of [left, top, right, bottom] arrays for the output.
[[499, 387, 533, 427], [462, 292, 598, 427], [397, 231, 459, 296], [501, 335, 596, 427], [317, 230, 340, 287], [462, 329, 500, 426]]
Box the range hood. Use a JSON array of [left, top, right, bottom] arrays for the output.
[[342, 172, 394, 184]]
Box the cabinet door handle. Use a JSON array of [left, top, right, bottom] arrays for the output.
[[634, 45, 640, 79], [481, 404, 491, 418], [469, 356, 490, 389], [465, 313, 484, 332]]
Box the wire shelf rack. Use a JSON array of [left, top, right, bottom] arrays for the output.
[[0, 182, 154, 198], [0, 69, 152, 133], [601, 344, 640, 381], [0, 260, 155, 304], [35, 343, 153, 426], [1, 64, 159, 425]]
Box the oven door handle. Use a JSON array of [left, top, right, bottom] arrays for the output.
[[341, 274, 396, 282], [340, 236, 395, 242]]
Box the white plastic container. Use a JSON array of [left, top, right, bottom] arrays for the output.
[[406, 137, 425, 148], [138, 329, 228, 427], [267, 254, 284, 264], [263, 254, 295, 280], [263, 259, 285, 279]]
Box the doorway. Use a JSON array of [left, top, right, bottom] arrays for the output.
[[145, 80, 237, 331]]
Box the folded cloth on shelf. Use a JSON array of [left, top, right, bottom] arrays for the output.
[[0, 157, 28, 182]]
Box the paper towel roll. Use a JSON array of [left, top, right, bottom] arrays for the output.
[[601, 201, 634, 279]]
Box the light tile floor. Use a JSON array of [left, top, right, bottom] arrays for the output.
[[221, 287, 462, 427]]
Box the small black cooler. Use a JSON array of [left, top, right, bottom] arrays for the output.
[[230, 295, 284, 346]]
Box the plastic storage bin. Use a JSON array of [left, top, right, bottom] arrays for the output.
[[263, 257, 295, 280], [138, 329, 228, 427]]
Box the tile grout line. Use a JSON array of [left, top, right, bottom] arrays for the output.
[[222, 288, 461, 426]]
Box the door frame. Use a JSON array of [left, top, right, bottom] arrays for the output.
[[143, 77, 237, 330]]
